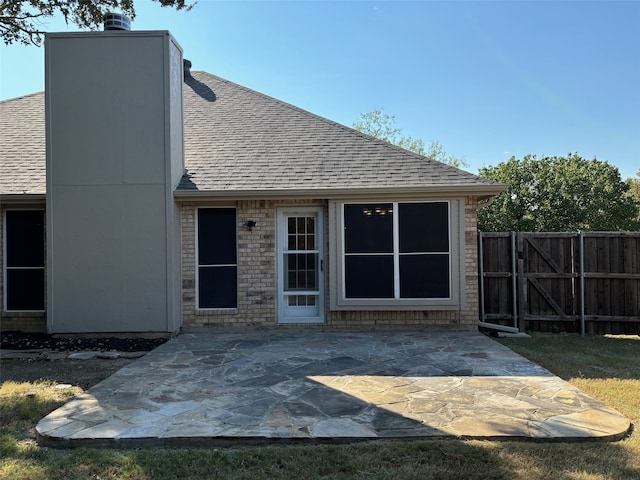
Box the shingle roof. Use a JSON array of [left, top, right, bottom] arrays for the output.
[[0, 92, 46, 195], [181, 72, 502, 197], [0, 71, 504, 198]]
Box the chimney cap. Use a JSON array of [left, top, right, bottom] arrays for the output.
[[103, 13, 131, 31]]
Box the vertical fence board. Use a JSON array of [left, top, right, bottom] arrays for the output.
[[479, 232, 640, 334]]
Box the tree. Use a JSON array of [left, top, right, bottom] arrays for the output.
[[425, 139, 468, 169], [353, 108, 467, 168], [477, 154, 640, 232], [625, 170, 640, 224], [0, 1, 193, 46]]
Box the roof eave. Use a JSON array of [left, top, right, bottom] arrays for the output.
[[173, 183, 508, 201]]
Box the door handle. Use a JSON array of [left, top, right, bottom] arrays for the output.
[[320, 259, 324, 272]]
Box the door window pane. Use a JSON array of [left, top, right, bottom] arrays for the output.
[[285, 253, 317, 290], [287, 216, 316, 251], [288, 295, 317, 306]]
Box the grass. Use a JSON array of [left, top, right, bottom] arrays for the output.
[[1, 333, 639, 480]]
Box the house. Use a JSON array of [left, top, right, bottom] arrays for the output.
[[0, 24, 506, 335]]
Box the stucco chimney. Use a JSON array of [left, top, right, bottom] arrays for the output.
[[45, 29, 184, 334]]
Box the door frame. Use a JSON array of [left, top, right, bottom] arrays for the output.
[[276, 206, 325, 324]]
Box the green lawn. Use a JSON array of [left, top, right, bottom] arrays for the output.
[[1, 333, 638, 480]]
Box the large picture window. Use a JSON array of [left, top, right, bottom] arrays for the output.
[[197, 208, 237, 309], [4, 210, 45, 311], [331, 200, 462, 310]]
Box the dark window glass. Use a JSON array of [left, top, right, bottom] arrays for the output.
[[198, 208, 237, 265], [197, 208, 237, 308], [399, 203, 449, 253], [6, 270, 45, 310], [344, 204, 393, 253], [198, 266, 237, 308], [399, 255, 449, 298], [6, 210, 45, 267], [345, 256, 394, 298], [5, 210, 45, 311], [284, 253, 318, 290]]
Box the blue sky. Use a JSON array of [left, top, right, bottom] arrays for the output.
[[1, 0, 638, 179]]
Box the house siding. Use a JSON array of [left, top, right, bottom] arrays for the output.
[[181, 196, 480, 329]]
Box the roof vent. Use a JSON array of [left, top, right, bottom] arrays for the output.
[[103, 13, 131, 31]]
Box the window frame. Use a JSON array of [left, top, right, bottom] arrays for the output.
[[3, 208, 46, 313], [329, 199, 465, 311], [195, 206, 238, 311]]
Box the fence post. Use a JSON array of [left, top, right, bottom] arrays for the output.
[[478, 231, 485, 324], [517, 233, 527, 333], [579, 231, 585, 336], [511, 231, 518, 329]]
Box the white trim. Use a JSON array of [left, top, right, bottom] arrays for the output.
[[173, 184, 508, 201], [276, 206, 326, 324], [195, 206, 238, 311], [393, 205, 400, 299]]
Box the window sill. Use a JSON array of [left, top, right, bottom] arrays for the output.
[[195, 308, 238, 315], [2, 311, 46, 317], [330, 303, 461, 311]]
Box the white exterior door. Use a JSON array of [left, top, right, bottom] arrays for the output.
[[277, 207, 325, 324]]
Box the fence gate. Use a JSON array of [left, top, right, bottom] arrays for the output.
[[479, 232, 640, 335]]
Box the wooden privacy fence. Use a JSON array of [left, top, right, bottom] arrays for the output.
[[478, 232, 640, 335]]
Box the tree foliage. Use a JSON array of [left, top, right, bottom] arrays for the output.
[[625, 170, 640, 223], [478, 154, 640, 232], [0, 0, 193, 46], [353, 108, 467, 168]]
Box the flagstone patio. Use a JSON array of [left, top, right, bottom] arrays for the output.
[[36, 330, 630, 448]]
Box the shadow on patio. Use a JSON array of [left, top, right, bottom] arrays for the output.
[[35, 330, 630, 448]]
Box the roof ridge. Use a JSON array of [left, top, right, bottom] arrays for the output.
[[0, 91, 45, 105]]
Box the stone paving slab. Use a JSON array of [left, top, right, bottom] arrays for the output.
[[0, 350, 148, 360], [35, 330, 630, 447]]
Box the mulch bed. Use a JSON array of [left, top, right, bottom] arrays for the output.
[[1, 331, 167, 352]]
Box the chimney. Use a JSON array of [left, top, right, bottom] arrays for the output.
[[183, 59, 192, 79], [45, 27, 184, 334]]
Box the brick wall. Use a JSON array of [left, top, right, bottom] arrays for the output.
[[181, 197, 481, 330], [182, 199, 320, 327], [463, 196, 480, 326], [0, 197, 481, 333]]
